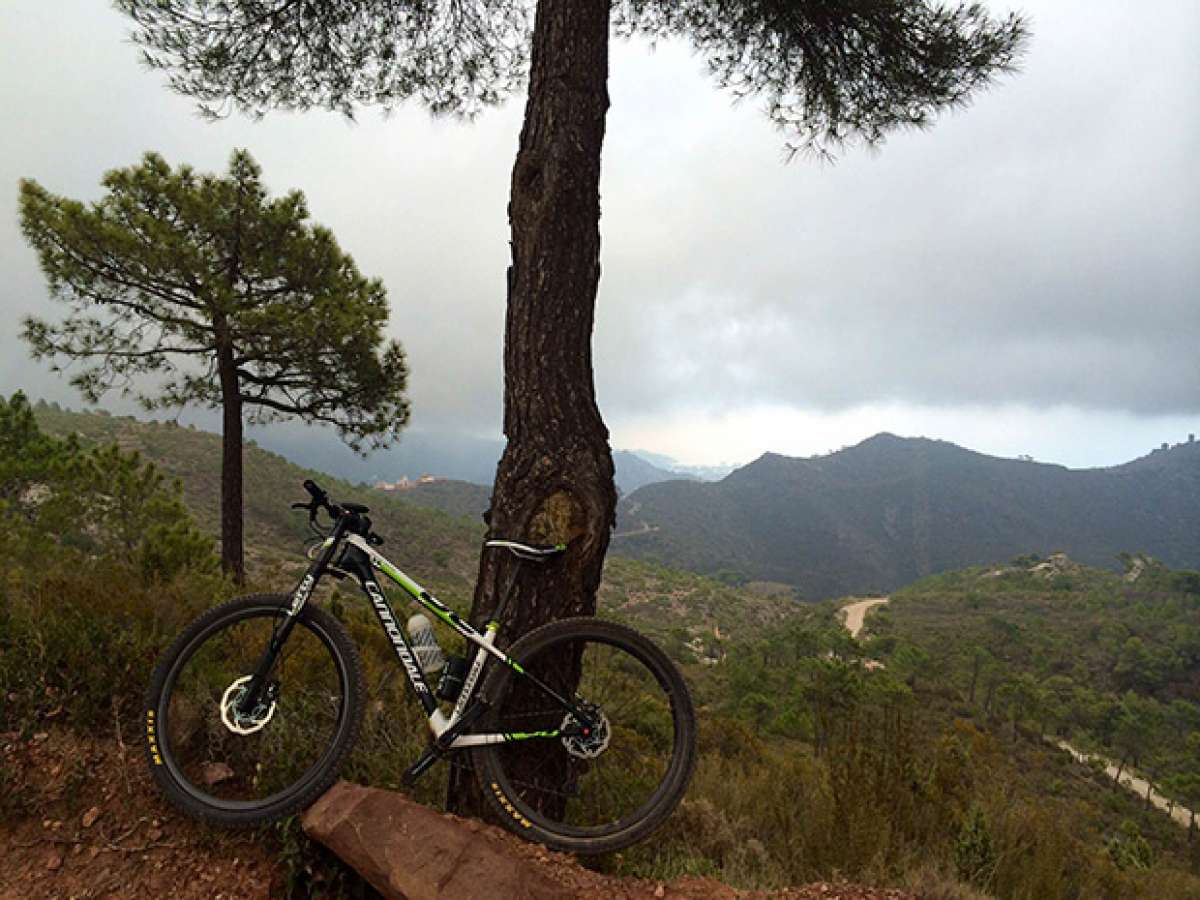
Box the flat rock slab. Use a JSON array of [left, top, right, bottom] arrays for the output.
[[301, 781, 565, 900]]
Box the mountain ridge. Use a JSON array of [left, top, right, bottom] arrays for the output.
[[613, 432, 1200, 599]]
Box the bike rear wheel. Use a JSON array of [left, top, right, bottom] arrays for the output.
[[473, 618, 696, 854], [144, 594, 364, 825]]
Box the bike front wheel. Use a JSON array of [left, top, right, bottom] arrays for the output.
[[144, 594, 365, 825], [473, 618, 697, 854]]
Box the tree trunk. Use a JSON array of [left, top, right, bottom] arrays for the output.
[[448, 0, 613, 814], [218, 345, 245, 584]]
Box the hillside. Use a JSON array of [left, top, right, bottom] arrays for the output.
[[33, 404, 485, 606], [865, 554, 1200, 807], [612, 433, 1200, 599], [10, 400, 1200, 897], [248, 420, 686, 496], [32, 402, 800, 648], [391, 478, 492, 522], [714, 555, 1200, 896]]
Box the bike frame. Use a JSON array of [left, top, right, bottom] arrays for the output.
[[276, 527, 587, 758]]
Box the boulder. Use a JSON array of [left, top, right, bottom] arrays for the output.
[[301, 781, 566, 900]]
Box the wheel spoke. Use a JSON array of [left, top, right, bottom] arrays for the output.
[[478, 622, 694, 849], [154, 600, 353, 813]]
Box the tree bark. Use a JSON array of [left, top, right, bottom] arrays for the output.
[[218, 340, 245, 583], [448, 0, 613, 814]]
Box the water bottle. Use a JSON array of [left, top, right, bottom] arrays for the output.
[[406, 613, 445, 674]]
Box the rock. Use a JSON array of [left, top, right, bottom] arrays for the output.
[[202, 762, 235, 786], [46, 849, 63, 871], [303, 781, 565, 900], [82, 806, 101, 829]]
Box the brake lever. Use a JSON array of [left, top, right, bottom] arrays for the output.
[[292, 500, 329, 541]]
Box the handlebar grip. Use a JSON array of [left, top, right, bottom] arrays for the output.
[[303, 479, 327, 501]]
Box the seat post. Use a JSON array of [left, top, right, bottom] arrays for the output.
[[489, 551, 525, 627]]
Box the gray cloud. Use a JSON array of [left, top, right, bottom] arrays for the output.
[[0, 0, 1196, 467], [594, 0, 1200, 419]]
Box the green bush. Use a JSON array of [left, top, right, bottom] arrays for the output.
[[953, 805, 996, 889], [0, 390, 224, 732]]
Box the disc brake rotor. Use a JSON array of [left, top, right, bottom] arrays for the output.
[[219, 676, 277, 736]]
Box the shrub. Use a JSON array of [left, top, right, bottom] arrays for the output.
[[953, 805, 996, 890]]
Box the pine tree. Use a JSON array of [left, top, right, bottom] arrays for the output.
[[19, 150, 409, 581]]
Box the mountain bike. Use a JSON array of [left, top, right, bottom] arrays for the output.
[[144, 479, 696, 854]]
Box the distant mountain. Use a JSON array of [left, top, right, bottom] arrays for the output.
[[612, 450, 693, 494], [628, 450, 736, 481], [611, 433, 1200, 600], [249, 424, 683, 497], [249, 425, 504, 486], [380, 454, 685, 523]]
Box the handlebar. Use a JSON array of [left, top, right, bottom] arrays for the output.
[[291, 479, 343, 522], [291, 480, 383, 545], [303, 479, 326, 504]]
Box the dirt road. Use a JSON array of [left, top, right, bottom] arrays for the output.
[[840, 597, 889, 638], [1056, 741, 1194, 828], [834, 596, 1195, 831]]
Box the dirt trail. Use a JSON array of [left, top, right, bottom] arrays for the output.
[[0, 728, 278, 899], [611, 520, 660, 540], [834, 596, 1196, 831], [1055, 741, 1194, 829], [840, 597, 889, 638]]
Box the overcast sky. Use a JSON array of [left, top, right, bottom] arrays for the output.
[[2, 1, 1197, 469]]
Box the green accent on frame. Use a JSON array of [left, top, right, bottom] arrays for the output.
[[426, 604, 457, 627], [378, 559, 424, 599], [505, 730, 559, 741]]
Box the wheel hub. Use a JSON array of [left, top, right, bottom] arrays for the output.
[[219, 676, 277, 735], [561, 703, 610, 759]]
